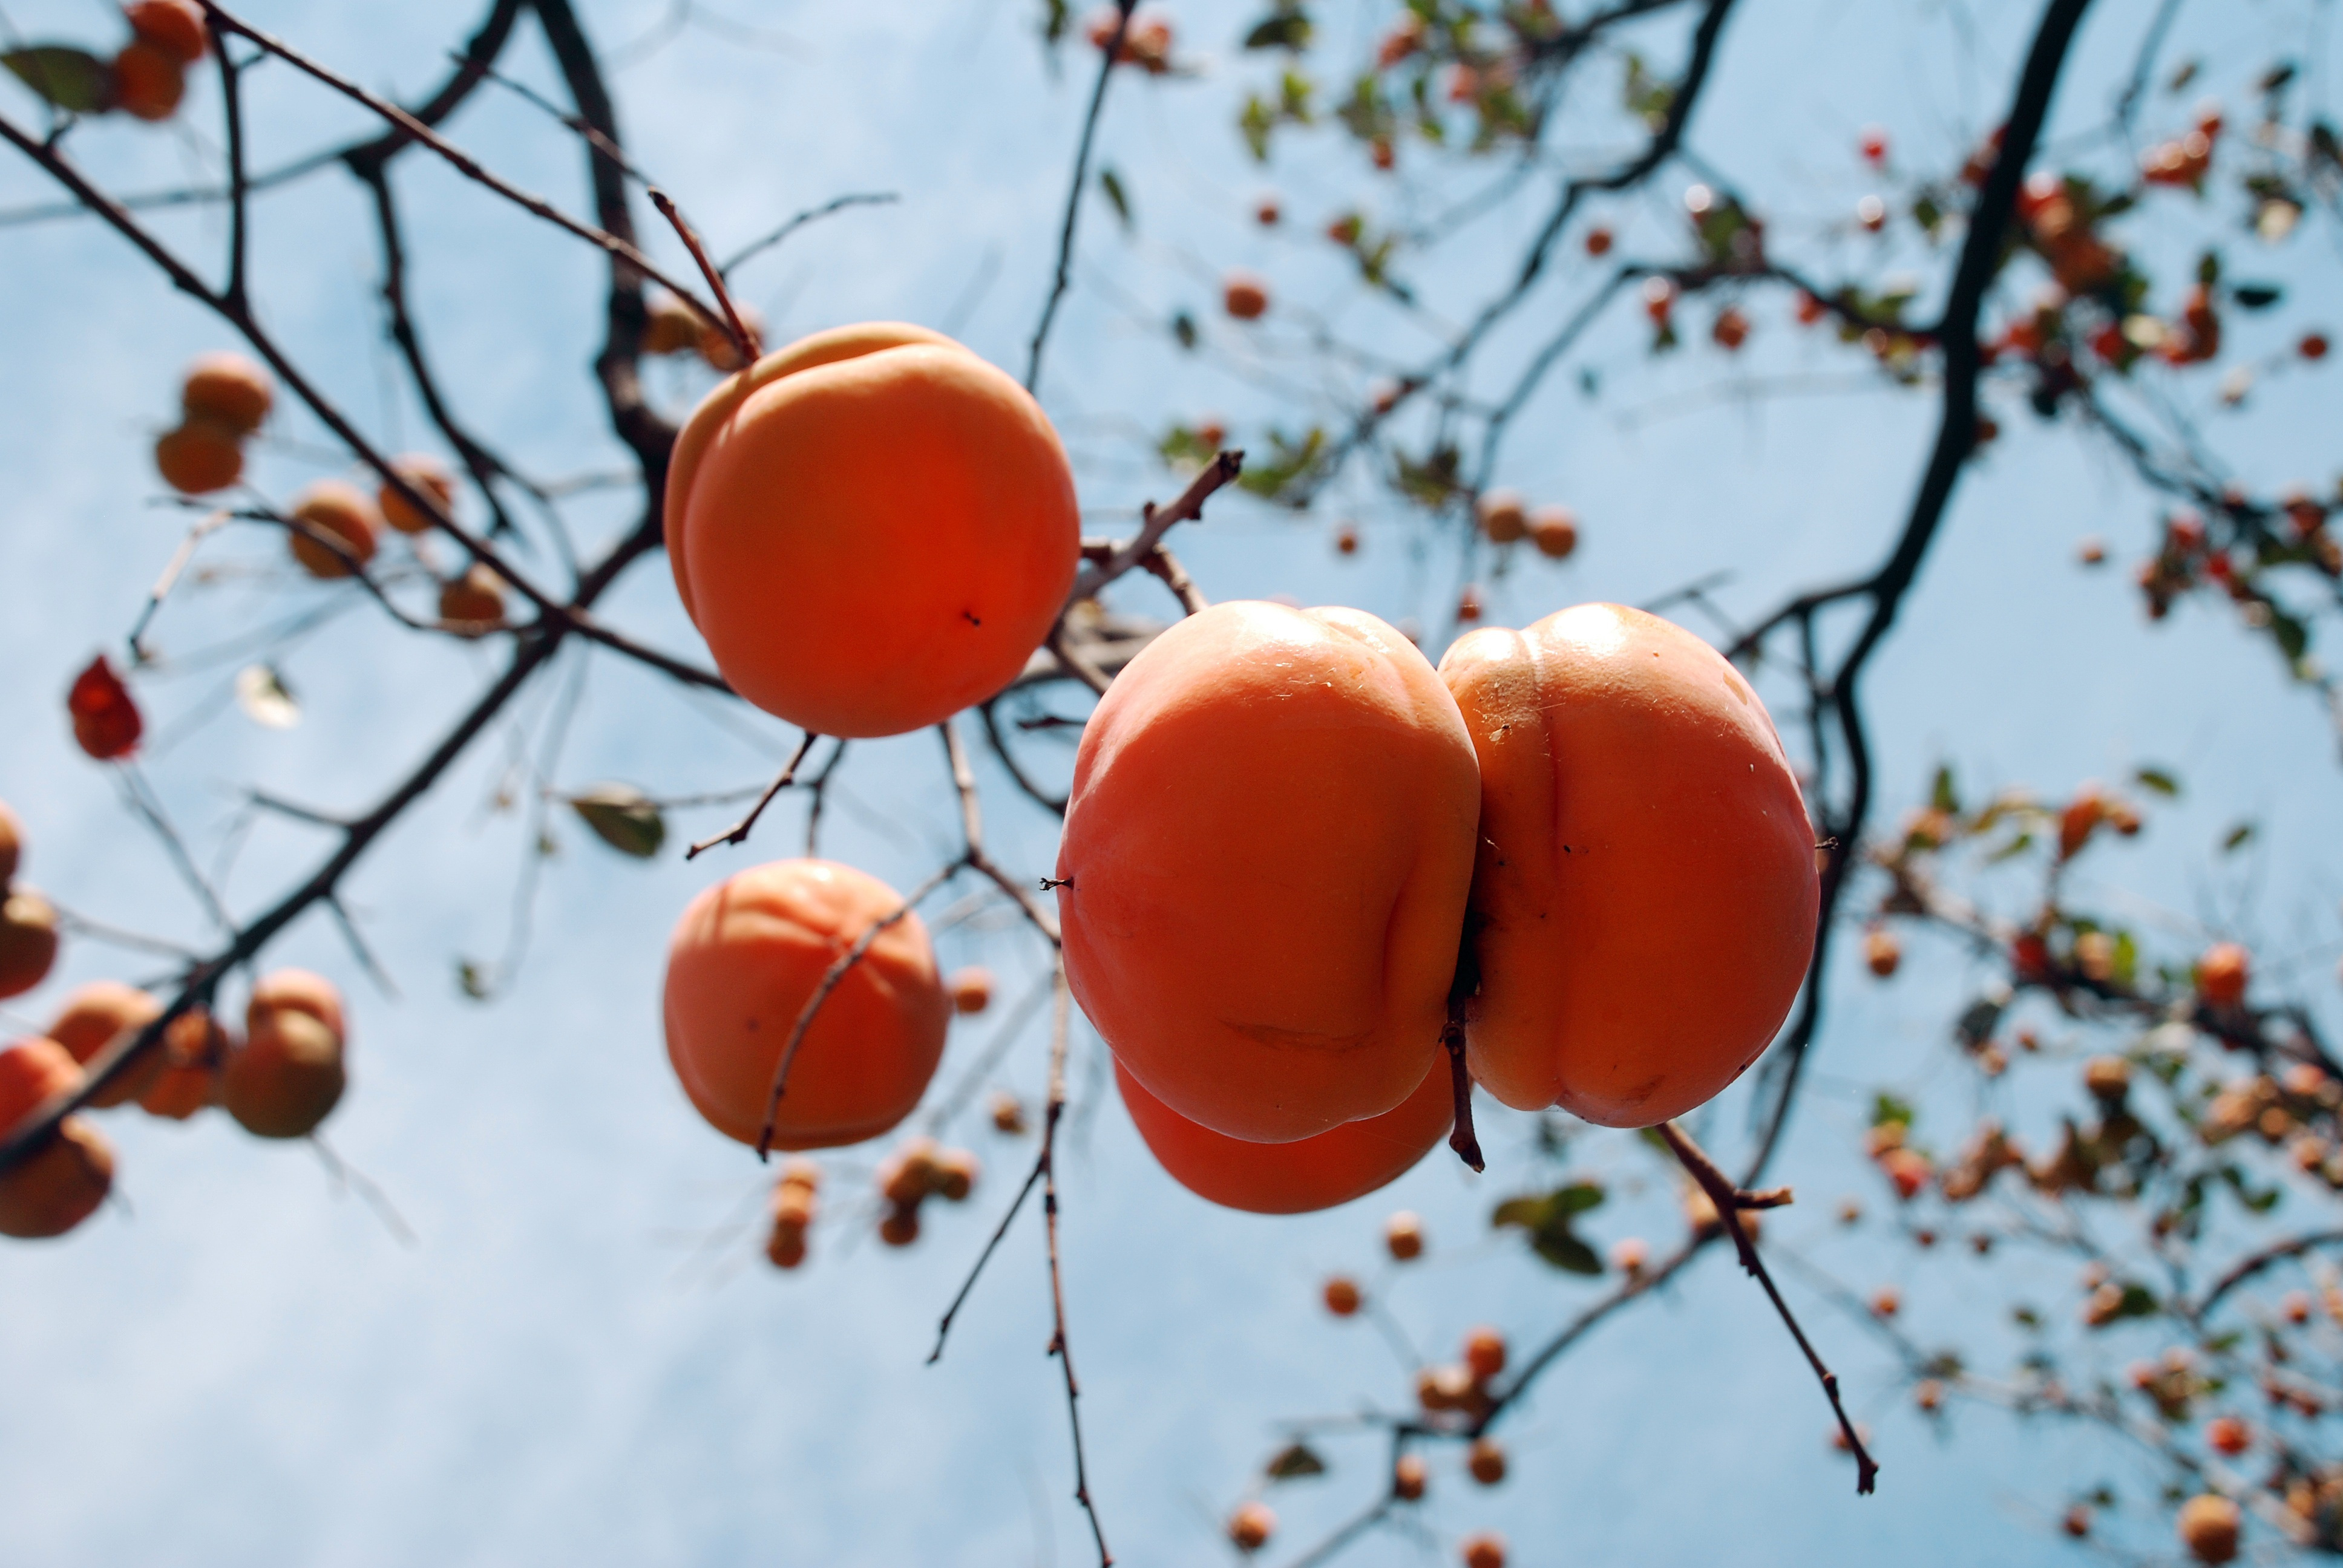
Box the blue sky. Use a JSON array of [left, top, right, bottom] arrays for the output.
[[1, 1, 2338, 1564]]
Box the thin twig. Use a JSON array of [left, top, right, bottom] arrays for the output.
[[1041, 961, 1112, 1566], [719, 191, 900, 279], [1025, 0, 1137, 391], [1659, 1120, 1878, 1495], [686, 731, 819, 859], [647, 187, 760, 363], [927, 1154, 1046, 1364]]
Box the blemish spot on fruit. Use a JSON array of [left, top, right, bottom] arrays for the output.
[[962, 609, 983, 627]]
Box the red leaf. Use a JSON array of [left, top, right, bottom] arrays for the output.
[[68, 655, 142, 761]]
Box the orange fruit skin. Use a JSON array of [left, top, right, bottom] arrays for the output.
[[247, 968, 347, 1042], [111, 39, 185, 120], [47, 980, 164, 1108], [666, 323, 1079, 738], [1114, 1051, 1451, 1214], [379, 455, 457, 535], [0, 1037, 114, 1239], [1438, 603, 1817, 1126], [0, 798, 21, 887], [154, 420, 243, 494], [1057, 601, 1479, 1143], [0, 889, 58, 999], [138, 1007, 225, 1120], [288, 480, 381, 579], [181, 351, 272, 434], [663, 859, 949, 1151], [126, 0, 208, 65]]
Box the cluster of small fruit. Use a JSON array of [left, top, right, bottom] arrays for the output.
[[108, 0, 208, 122], [147, 351, 507, 632], [0, 918, 352, 1241], [872, 1135, 981, 1249], [1081, 7, 1174, 75]]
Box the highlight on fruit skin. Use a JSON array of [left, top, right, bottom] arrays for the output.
[[126, 0, 209, 66], [663, 858, 948, 1151], [223, 969, 349, 1139], [181, 351, 271, 434], [46, 979, 163, 1108], [664, 322, 1080, 739], [1113, 1051, 1452, 1214], [1057, 600, 1479, 1143], [0, 1037, 114, 1240], [379, 454, 457, 536], [1438, 602, 1818, 1127]]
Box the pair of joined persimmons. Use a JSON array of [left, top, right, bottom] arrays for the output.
[[659, 323, 1817, 1215]]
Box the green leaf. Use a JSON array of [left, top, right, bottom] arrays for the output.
[[456, 959, 492, 1001], [2220, 820, 2255, 854], [1038, 0, 1070, 46], [4, 47, 111, 115], [1098, 168, 1133, 232], [1872, 1092, 1915, 1129], [1492, 1181, 1607, 1274], [2231, 283, 2282, 310], [1171, 311, 1198, 350], [1244, 4, 1313, 51], [571, 783, 667, 859], [1264, 1442, 1326, 1480], [1986, 830, 2035, 864], [1930, 763, 1961, 815], [2132, 765, 2180, 797]]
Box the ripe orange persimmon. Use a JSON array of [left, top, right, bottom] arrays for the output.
[[1115, 1053, 1450, 1213], [111, 39, 185, 121], [0, 888, 59, 999], [0, 1037, 114, 1238], [947, 965, 992, 1015], [126, 0, 208, 65], [664, 858, 948, 1150], [1460, 1532, 1507, 1568], [1057, 601, 1478, 1142], [664, 322, 1079, 738], [438, 564, 506, 633], [2197, 941, 2249, 1008], [1223, 271, 1270, 321], [182, 351, 272, 434], [47, 981, 163, 1108], [1228, 1501, 1275, 1552], [2177, 1494, 2240, 1564], [154, 420, 243, 494], [1438, 604, 1817, 1125], [222, 969, 348, 1138], [379, 454, 456, 535], [287, 480, 381, 580], [139, 1005, 226, 1120]]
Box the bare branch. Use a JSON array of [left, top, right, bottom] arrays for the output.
[[684, 731, 820, 860]]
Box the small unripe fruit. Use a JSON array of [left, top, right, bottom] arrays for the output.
[[154, 420, 244, 494], [1223, 271, 1270, 321], [1913, 1379, 1943, 1411], [68, 656, 142, 761], [1528, 505, 1578, 560], [1463, 1326, 1506, 1382], [111, 40, 186, 122], [2083, 1055, 2131, 1099], [0, 1037, 114, 1239], [2301, 332, 2330, 361], [223, 1007, 344, 1138], [1254, 195, 1282, 226], [0, 889, 61, 1000], [287, 480, 381, 580], [181, 352, 272, 434], [1611, 1236, 1648, 1275], [989, 1091, 1027, 1135], [1863, 927, 1901, 978], [438, 564, 506, 633], [1475, 489, 1528, 545], [1228, 1501, 1274, 1552], [1870, 1287, 1900, 1318], [379, 455, 457, 536], [765, 1221, 807, 1269], [1392, 1453, 1427, 1501], [2062, 1505, 2091, 1538], [1460, 1531, 1507, 1568], [1584, 226, 1613, 256], [778, 1155, 821, 1193], [1712, 306, 1751, 350], [0, 799, 21, 888], [878, 1201, 920, 1247], [948, 966, 994, 1015], [1456, 586, 1484, 624], [1323, 1275, 1362, 1316], [1416, 1363, 1475, 1412], [2197, 942, 2249, 1008], [2176, 1494, 2240, 1564], [140, 1006, 224, 1120], [1385, 1209, 1424, 1261], [126, 1, 208, 65], [1334, 522, 1360, 556], [1466, 1436, 1507, 1485]]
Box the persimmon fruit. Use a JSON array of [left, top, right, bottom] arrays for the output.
[[223, 969, 348, 1138], [139, 1005, 226, 1120], [1114, 1053, 1450, 1213], [47, 980, 163, 1108], [1460, 1532, 1507, 1568], [947, 965, 992, 1015], [1463, 1326, 1506, 1380], [181, 351, 272, 434], [1223, 271, 1270, 321], [126, 1, 209, 65], [0, 889, 59, 998], [1467, 1436, 1507, 1485], [0, 1037, 113, 1239], [0, 799, 20, 887], [1476, 490, 1527, 544], [1228, 1501, 1274, 1552], [663, 858, 948, 1151], [1323, 1275, 1362, 1315], [287, 480, 381, 580], [2197, 941, 2249, 1008], [2177, 1494, 2240, 1564], [1386, 1209, 1424, 1260], [1528, 505, 1578, 560], [379, 455, 456, 536], [154, 421, 243, 494], [1438, 603, 1817, 1126], [111, 40, 185, 121], [1393, 1454, 1427, 1500], [664, 322, 1080, 738], [1057, 600, 1478, 1143], [439, 564, 506, 632]]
